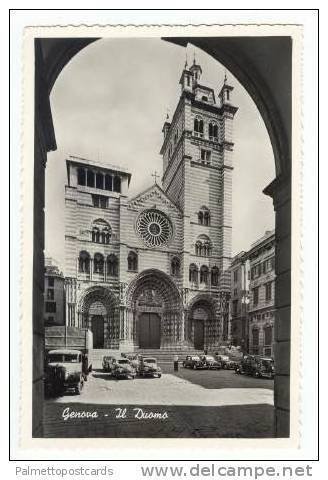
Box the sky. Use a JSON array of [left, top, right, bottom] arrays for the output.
[[45, 38, 275, 268]]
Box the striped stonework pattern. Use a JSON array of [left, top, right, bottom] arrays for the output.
[[64, 62, 237, 351]]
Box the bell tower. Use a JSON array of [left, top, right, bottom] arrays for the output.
[[160, 60, 238, 295]]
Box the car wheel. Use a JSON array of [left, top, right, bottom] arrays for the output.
[[158, 374, 162, 378]]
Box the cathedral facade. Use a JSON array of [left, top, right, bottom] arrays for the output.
[[64, 60, 238, 351]]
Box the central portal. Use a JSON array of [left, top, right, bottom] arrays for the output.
[[91, 315, 105, 348], [139, 313, 161, 349]]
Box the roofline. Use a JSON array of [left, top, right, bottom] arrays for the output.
[[66, 155, 132, 178], [127, 182, 182, 213]]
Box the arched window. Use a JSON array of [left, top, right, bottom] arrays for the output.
[[209, 122, 218, 141], [203, 241, 211, 256], [87, 170, 95, 187], [91, 219, 111, 244], [94, 253, 104, 274], [195, 240, 202, 256], [171, 257, 180, 276], [194, 117, 204, 137], [77, 167, 86, 186], [107, 254, 118, 277], [204, 211, 210, 226], [96, 172, 104, 189], [211, 266, 219, 286], [198, 206, 210, 226], [105, 174, 112, 191], [113, 176, 121, 193], [128, 251, 138, 271], [195, 235, 211, 256], [200, 265, 209, 284], [92, 227, 100, 243], [102, 227, 111, 244], [78, 251, 90, 273], [189, 264, 198, 283]]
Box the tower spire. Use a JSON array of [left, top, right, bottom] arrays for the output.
[[190, 52, 202, 85]]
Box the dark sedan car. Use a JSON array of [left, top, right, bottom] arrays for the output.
[[182, 355, 204, 369], [216, 354, 237, 370], [235, 355, 274, 379]]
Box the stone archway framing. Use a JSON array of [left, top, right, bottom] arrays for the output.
[[34, 34, 293, 437], [126, 269, 183, 349]]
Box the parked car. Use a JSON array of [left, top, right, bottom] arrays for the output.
[[182, 355, 204, 369], [45, 349, 85, 396], [124, 353, 142, 370], [200, 355, 221, 370], [255, 357, 275, 378], [235, 355, 274, 378], [216, 354, 237, 370], [102, 355, 116, 372], [138, 357, 162, 378], [111, 358, 136, 379]]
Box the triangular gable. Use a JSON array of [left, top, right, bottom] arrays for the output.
[[127, 183, 182, 214]]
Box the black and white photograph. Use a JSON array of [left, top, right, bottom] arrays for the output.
[[14, 20, 308, 456]]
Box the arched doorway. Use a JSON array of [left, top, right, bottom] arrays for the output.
[[188, 295, 217, 351], [126, 269, 182, 349], [77, 286, 118, 349]]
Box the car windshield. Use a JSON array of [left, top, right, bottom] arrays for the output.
[[221, 356, 229, 361], [144, 359, 156, 363], [117, 359, 130, 365], [205, 356, 215, 361], [48, 354, 79, 363], [191, 356, 200, 360]]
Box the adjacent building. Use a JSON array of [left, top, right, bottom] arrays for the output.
[[64, 59, 238, 351], [230, 251, 250, 351], [44, 257, 65, 326], [248, 230, 275, 357]]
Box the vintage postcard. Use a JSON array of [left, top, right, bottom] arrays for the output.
[[16, 22, 303, 458]]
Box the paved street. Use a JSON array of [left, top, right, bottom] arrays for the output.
[[43, 366, 274, 438]]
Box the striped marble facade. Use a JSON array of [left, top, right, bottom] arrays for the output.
[[64, 61, 238, 351]]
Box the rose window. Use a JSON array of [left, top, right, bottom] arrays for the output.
[[136, 209, 173, 247]]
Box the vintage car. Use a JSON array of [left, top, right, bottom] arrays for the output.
[[182, 355, 204, 369], [44, 349, 85, 396], [122, 353, 142, 370], [102, 355, 116, 372], [200, 355, 222, 370], [138, 357, 162, 378], [216, 354, 237, 370], [235, 355, 274, 379], [111, 358, 137, 379]]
